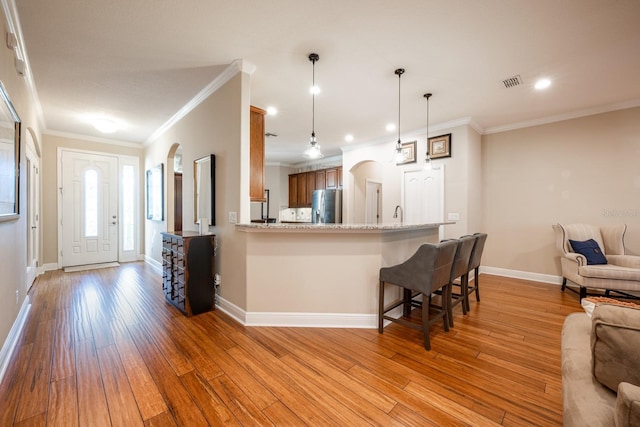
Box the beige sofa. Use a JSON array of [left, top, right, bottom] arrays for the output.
[[553, 223, 640, 300], [562, 303, 640, 426]]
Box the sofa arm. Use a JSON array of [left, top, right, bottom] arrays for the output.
[[616, 382, 640, 427], [564, 251, 587, 266], [607, 254, 640, 269]]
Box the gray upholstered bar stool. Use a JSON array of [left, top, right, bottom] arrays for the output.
[[446, 235, 476, 327], [464, 233, 488, 311], [378, 240, 457, 350]]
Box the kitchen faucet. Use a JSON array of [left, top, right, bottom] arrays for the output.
[[393, 205, 403, 223]]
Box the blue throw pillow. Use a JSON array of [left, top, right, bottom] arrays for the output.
[[569, 239, 608, 265]]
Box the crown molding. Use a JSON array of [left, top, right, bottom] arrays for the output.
[[483, 99, 640, 135], [341, 117, 480, 153], [145, 59, 255, 145], [44, 129, 143, 149]]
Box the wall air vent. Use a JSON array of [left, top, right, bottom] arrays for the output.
[[502, 75, 522, 88]]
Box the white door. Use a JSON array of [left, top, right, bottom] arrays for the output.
[[61, 150, 118, 267], [26, 143, 40, 288], [404, 165, 445, 237], [365, 180, 382, 224]]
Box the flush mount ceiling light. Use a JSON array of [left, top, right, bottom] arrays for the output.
[[266, 106, 278, 115], [423, 93, 433, 170], [92, 117, 118, 133], [303, 53, 324, 159], [393, 68, 406, 163]]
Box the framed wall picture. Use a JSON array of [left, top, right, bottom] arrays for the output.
[[0, 81, 21, 222], [396, 141, 417, 165], [428, 133, 452, 159], [146, 163, 164, 221]]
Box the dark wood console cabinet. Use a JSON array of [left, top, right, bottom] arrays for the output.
[[161, 231, 215, 316]]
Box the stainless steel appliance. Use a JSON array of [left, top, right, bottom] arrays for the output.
[[312, 189, 342, 224]]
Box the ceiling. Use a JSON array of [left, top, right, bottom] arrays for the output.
[[15, 0, 640, 164]]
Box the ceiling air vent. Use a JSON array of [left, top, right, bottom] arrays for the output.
[[502, 75, 522, 88]]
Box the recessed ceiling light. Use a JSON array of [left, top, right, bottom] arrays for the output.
[[309, 85, 321, 95], [345, 134, 354, 142], [266, 106, 278, 115], [535, 78, 551, 90], [386, 123, 396, 132]]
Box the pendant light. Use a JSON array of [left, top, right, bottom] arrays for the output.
[[423, 93, 433, 169], [393, 68, 406, 163], [303, 53, 324, 159]]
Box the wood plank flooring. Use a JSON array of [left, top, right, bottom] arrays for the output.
[[0, 262, 582, 426]]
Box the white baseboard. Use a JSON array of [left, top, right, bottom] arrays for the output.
[[217, 297, 377, 328], [42, 262, 59, 272], [481, 266, 563, 285], [144, 255, 162, 275], [0, 295, 31, 385]]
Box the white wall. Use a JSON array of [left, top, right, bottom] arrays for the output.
[[343, 123, 481, 237]]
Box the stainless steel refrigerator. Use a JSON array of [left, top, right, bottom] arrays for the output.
[[311, 189, 342, 224]]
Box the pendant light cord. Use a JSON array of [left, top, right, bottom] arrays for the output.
[[395, 68, 405, 146], [312, 57, 315, 138]]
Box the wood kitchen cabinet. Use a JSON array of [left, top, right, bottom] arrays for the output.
[[161, 231, 215, 316], [250, 106, 266, 202], [288, 174, 298, 207], [288, 167, 342, 207]]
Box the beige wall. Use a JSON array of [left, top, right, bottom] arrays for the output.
[[481, 107, 640, 277], [0, 9, 44, 348], [41, 134, 144, 266], [144, 72, 251, 310]]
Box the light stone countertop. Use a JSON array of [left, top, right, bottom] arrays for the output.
[[236, 222, 453, 233]]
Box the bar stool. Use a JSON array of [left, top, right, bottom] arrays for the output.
[[446, 235, 476, 327], [378, 240, 457, 350], [465, 233, 488, 311]]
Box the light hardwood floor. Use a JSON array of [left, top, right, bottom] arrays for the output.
[[0, 262, 582, 426]]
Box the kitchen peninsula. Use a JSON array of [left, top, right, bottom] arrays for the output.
[[233, 222, 451, 328]]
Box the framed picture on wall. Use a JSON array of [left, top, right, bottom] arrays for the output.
[[146, 163, 164, 221], [396, 141, 417, 165], [0, 81, 21, 222], [428, 134, 452, 159]]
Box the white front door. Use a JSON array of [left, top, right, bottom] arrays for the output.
[[61, 150, 118, 267], [26, 142, 40, 288], [404, 165, 445, 237]]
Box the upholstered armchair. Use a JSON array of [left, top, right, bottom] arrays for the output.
[[553, 223, 640, 300]]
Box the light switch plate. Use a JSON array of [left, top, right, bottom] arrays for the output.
[[228, 211, 237, 223], [447, 212, 460, 221]]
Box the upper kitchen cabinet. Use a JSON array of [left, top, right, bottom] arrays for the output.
[[288, 167, 342, 207], [250, 106, 266, 202], [325, 167, 341, 189]]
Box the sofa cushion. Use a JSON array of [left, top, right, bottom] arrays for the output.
[[591, 304, 640, 392], [615, 382, 640, 427], [578, 264, 640, 281], [570, 239, 608, 265]]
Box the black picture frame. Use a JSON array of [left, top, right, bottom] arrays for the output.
[[0, 81, 21, 222], [194, 154, 216, 226], [428, 133, 452, 159], [146, 163, 164, 221]]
